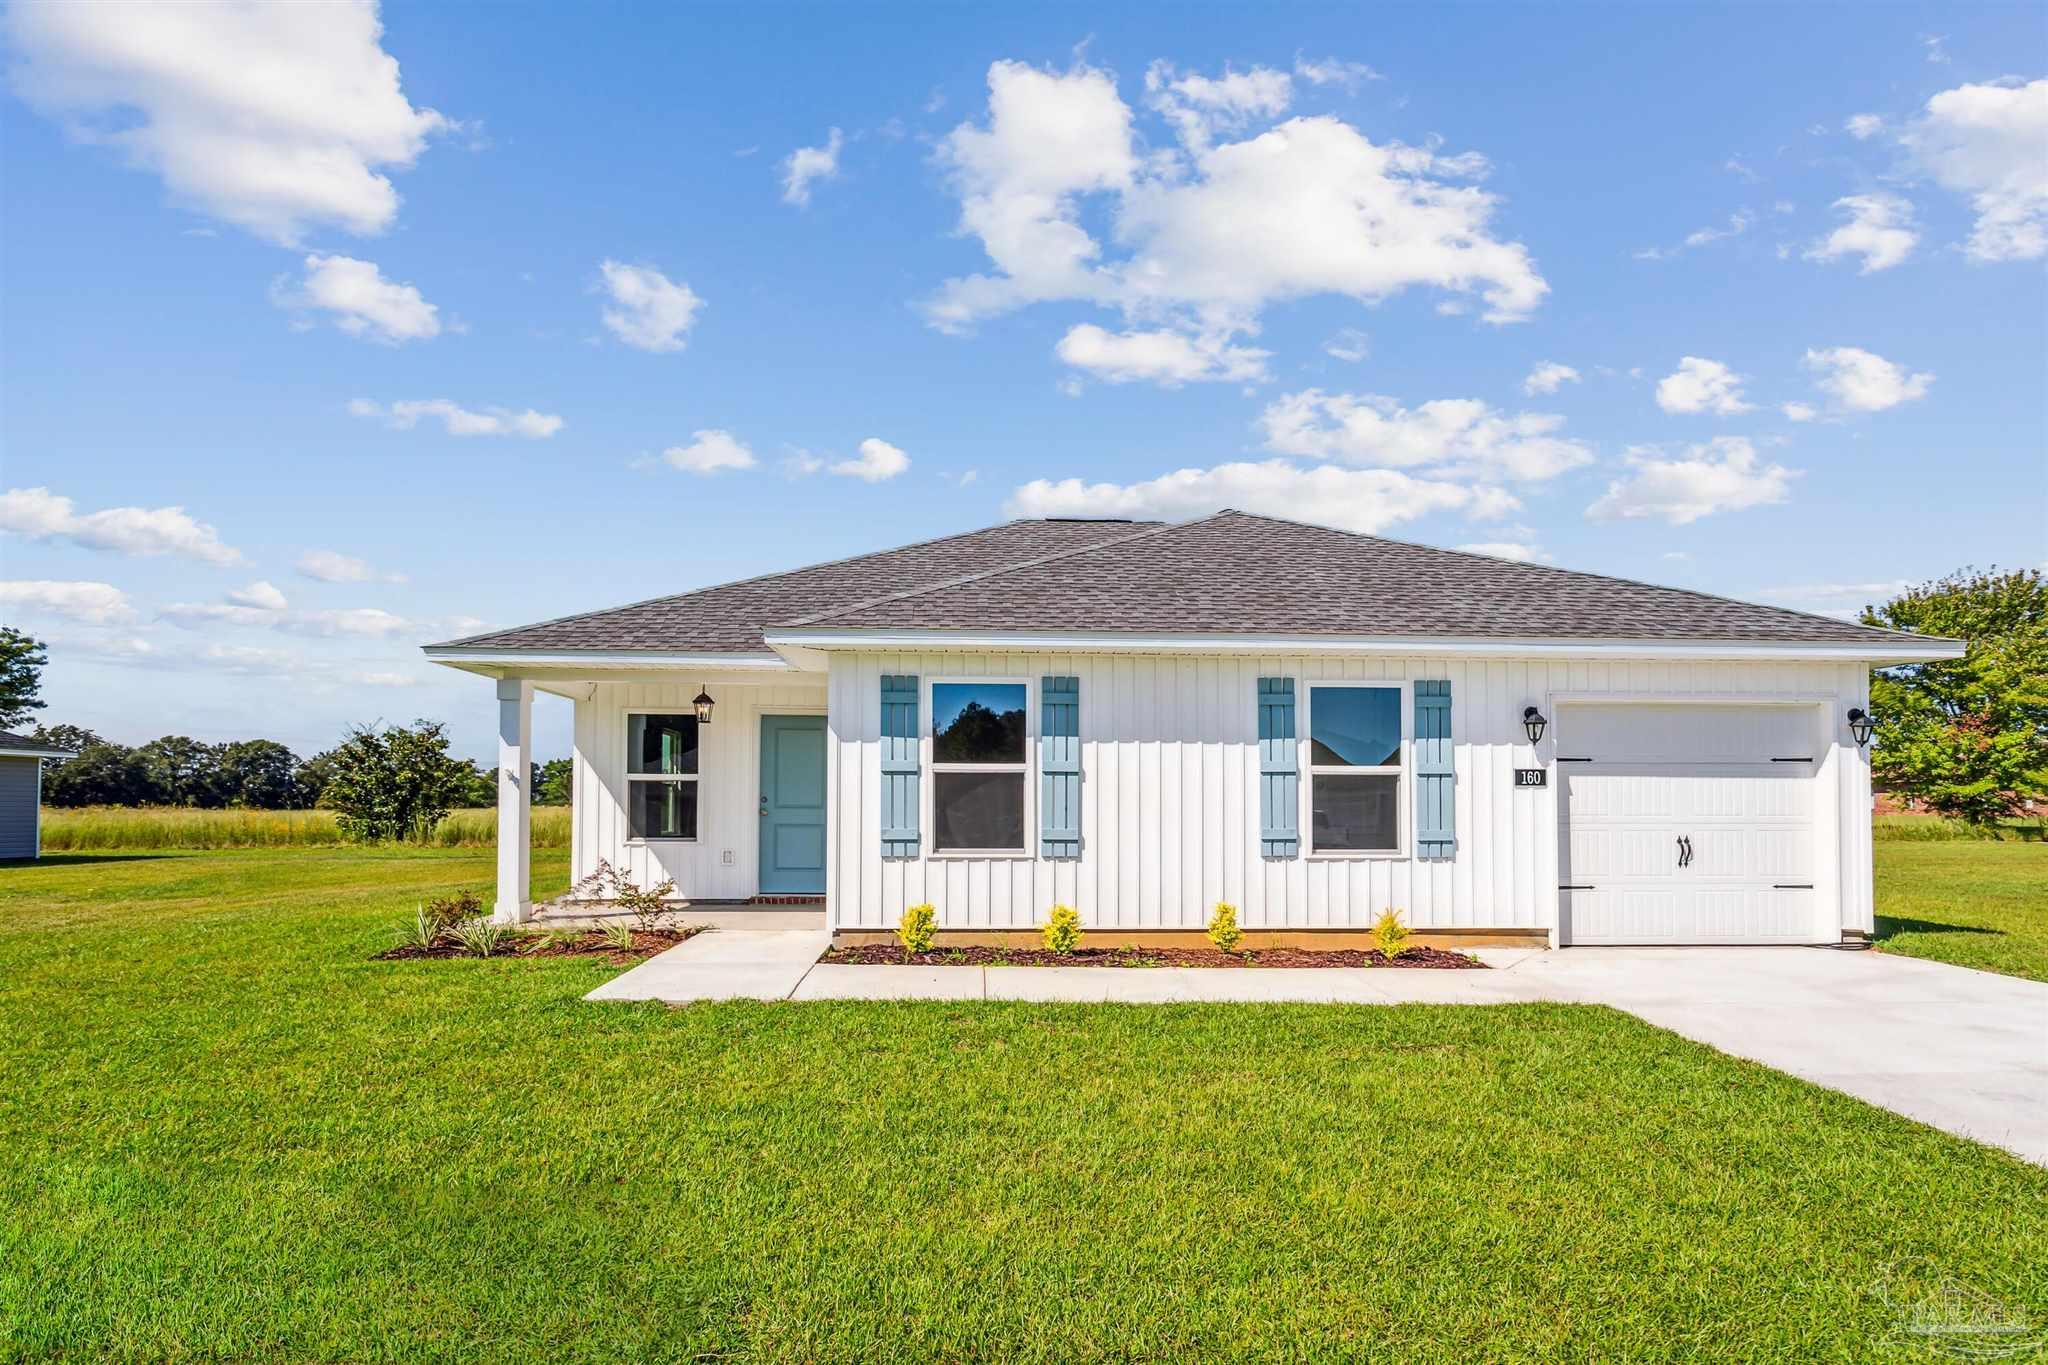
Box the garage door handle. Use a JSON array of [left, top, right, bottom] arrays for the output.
[[1676, 836, 1693, 868]]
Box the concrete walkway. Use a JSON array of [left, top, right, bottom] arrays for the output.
[[588, 935, 2048, 1165]]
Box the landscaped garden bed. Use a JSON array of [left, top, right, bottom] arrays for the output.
[[370, 881, 698, 963], [375, 925, 698, 964], [819, 942, 1482, 968]]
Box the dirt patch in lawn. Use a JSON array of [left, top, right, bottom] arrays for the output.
[[375, 927, 699, 965], [818, 944, 1484, 969]]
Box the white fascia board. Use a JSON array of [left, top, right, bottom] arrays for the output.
[[760, 628, 1966, 665], [420, 647, 798, 676], [0, 747, 73, 761]]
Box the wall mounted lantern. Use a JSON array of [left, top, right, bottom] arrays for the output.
[[1522, 706, 1548, 745], [693, 686, 716, 726], [1847, 707, 1875, 748]]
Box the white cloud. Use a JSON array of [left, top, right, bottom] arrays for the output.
[[0, 486, 241, 565], [1804, 194, 1919, 273], [0, 579, 134, 624], [349, 397, 562, 438], [1801, 346, 1934, 412], [598, 260, 702, 352], [831, 437, 911, 482], [1845, 113, 1884, 140], [160, 600, 279, 628], [1586, 437, 1796, 524], [1521, 361, 1580, 396], [1054, 323, 1269, 385], [1902, 79, 2048, 262], [275, 253, 440, 342], [1634, 210, 1754, 261], [1, 0, 447, 245], [661, 429, 756, 475], [1322, 328, 1370, 362], [352, 670, 419, 687], [295, 549, 404, 584], [781, 127, 843, 207], [1008, 459, 1495, 535], [1293, 56, 1380, 89], [1453, 541, 1551, 563], [1654, 357, 1752, 416], [1145, 60, 1293, 151], [1782, 401, 1818, 422], [228, 580, 287, 610], [923, 60, 1547, 347], [286, 607, 414, 638], [1259, 390, 1593, 483]]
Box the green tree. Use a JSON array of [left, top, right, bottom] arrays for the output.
[[217, 739, 301, 809], [536, 757, 573, 805], [0, 627, 48, 731], [1861, 567, 2047, 825], [320, 720, 465, 841], [29, 723, 104, 766], [41, 743, 160, 807], [135, 736, 229, 808], [449, 758, 496, 808], [296, 747, 339, 809]]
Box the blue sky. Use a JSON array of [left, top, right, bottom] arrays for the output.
[[2, 2, 2043, 764]]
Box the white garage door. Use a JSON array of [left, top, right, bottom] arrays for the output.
[[1558, 704, 1824, 945]]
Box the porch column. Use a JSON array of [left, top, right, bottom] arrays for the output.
[[494, 677, 533, 924]]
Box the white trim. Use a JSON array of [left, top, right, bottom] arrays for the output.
[[424, 647, 794, 672], [925, 675, 1035, 859], [764, 628, 1962, 664], [0, 747, 76, 761], [1303, 681, 1409, 858], [622, 708, 702, 844]]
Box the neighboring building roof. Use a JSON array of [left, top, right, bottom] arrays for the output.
[[0, 731, 75, 759], [435, 517, 1159, 653], [433, 509, 1953, 655]]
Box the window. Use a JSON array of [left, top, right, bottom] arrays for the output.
[[627, 712, 698, 840], [931, 680, 1028, 852], [1308, 685, 1401, 853]]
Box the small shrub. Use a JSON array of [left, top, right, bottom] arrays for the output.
[[452, 917, 509, 958], [898, 902, 937, 954], [1373, 907, 1411, 959], [391, 906, 442, 952], [599, 919, 636, 951], [1207, 902, 1243, 952], [423, 890, 483, 937], [1042, 904, 1084, 953], [568, 859, 676, 932]]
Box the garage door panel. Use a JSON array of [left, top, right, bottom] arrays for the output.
[[1558, 705, 1824, 946]]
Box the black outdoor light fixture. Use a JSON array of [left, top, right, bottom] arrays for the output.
[[1847, 707, 1875, 748], [693, 686, 716, 726], [1522, 706, 1548, 745]]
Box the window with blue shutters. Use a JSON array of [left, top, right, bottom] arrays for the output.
[[879, 675, 919, 857], [1306, 684, 1402, 853], [1257, 677, 1299, 859], [1040, 676, 1080, 858], [1414, 680, 1455, 860]]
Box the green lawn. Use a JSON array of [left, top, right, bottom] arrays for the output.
[[1874, 840, 2048, 982], [1, 848, 2043, 1361]]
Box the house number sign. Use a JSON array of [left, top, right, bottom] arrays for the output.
[[1513, 768, 1548, 788]]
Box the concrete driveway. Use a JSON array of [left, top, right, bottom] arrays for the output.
[[1506, 947, 2048, 1167], [591, 934, 2047, 1166]]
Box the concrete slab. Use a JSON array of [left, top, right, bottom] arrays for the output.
[[794, 964, 984, 1000], [583, 929, 829, 1003]]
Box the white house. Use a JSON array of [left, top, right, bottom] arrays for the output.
[[423, 511, 1960, 948]]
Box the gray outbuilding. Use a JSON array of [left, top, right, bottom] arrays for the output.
[[0, 732, 75, 860]]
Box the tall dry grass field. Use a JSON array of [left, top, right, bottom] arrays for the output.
[[38, 806, 573, 851]]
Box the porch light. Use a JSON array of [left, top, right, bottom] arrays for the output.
[[1847, 707, 1875, 748], [693, 686, 716, 726], [1522, 706, 1548, 746]]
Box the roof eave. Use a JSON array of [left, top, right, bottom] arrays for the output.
[[420, 645, 801, 678], [760, 626, 1967, 664]]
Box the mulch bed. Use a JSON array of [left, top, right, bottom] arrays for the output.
[[374, 926, 699, 965], [818, 943, 1484, 969]]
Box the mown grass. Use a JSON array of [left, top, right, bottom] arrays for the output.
[[0, 847, 2043, 1360], [1873, 839, 2048, 982], [38, 804, 573, 851]]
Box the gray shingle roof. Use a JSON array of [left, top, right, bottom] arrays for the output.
[[435, 518, 1159, 652], [438, 510, 1945, 653], [789, 511, 1940, 647], [0, 731, 74, 757]]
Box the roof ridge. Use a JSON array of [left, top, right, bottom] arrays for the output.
[[429, 517, 1151, 650], [1210, 509, 1939, 644], [778, 511, 1232, 628]]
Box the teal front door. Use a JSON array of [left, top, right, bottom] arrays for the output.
[[758, 715, 827, 894]]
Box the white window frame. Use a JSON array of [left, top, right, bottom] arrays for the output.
[[623, 709, 701, 844], [925, 675, 1036, 859], [1304, 681, 1409, 858]]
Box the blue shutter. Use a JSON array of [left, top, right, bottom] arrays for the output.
[[1257, 677, 1299, 859], [1415, 680, 1455, 861], [880, 675, 919, 858], [1040, 675, 1081, 859]]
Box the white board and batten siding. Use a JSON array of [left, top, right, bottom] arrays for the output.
[[824, 650, 1874, 939], [0, 756, 40, 859], [572, 678, 827, 897]]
